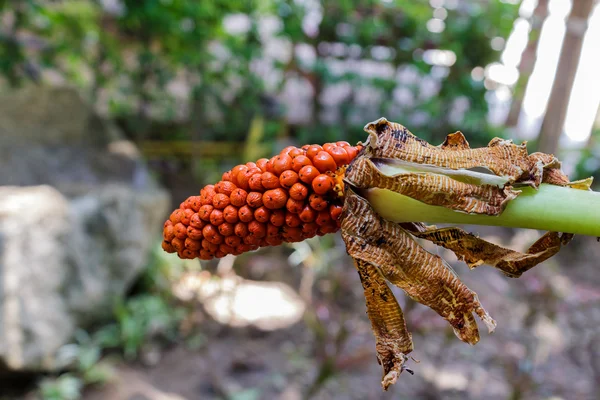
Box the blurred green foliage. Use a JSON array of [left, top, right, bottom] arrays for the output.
[[0, 0, 518, 148], [37, 245, 194, 399]]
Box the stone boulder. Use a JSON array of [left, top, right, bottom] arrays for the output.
[[0, 86, 170, 372]]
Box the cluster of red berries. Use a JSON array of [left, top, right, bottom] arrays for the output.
[[162, 142, 362, 260]]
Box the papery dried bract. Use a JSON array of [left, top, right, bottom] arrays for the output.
[[361, 117, 561, 188], [341, 190, 496, 348], [407, 226, 573, 278], [353, 257, 413, 390]]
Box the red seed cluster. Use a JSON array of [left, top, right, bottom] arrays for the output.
[[162, 142, 362, 260]]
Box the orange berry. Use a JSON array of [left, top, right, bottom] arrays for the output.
[[181, 208, 194, 225], [309, 194, 328, 211], [266, 236, 283, 247], [174, 223, 187, 239], [313, 151, 337, 173], [261, 172, 281, 189], [234, 222, 249, 237], [181, 250, 198, 259], [185, 238, 202, 251], [336, 141, 350, 147], [330, 204, 343, 221], [292, 155, 312, 172], [225, 235, 241, 247], [218, 222, 235, 236], [306, 145, 323, 160], [209, 209, 225, 226], [187, 226, 204, 240], [198, 205, 213, 221], [298, 165, 320, 184], [248, 221, 267, 238], [163, 225, 175, 241], [238, 205, 254, 223], [302, 222, 319, 236], [222, 170, 233, 182], [246, 192, 263, 208], [219, 244, 235, 254], [315, 210, 331, 226], [171, 237, 185, 252], [202, 239, 219, 252], [212, 193, 230, 209], [246, 161, 258, 169], [223, 205, 239, 223], [312, 174, 334, 195], [318, 223, 338, 235], [285, 212, 302, 228], [199, 249, 214, 260], [327, 146, 350, 166], [286, 198, 304, 214], [256, 158, 269, 172], [279, 170, 299, 189], [345, 145, 359, 160], [236, 244, 252, 254], [231, 164, 248, 184], [203, 225, 223, 244], [265, 158, 275, 173], [215, 181, 237, 196], [263, 188, 288, 209], [169, 209, 184, 224], [236, 168, 256, 190], [244, 235, 262, 246], [230, 188, 248, 207], [249, 173, 264, 191], [200, 186, 216, 205], [254, 206, 271, 223], [289, 183, 309, 200], [269, 209, 286, 226], [273, 154, 293, 175], [185, 196, 202, 212], [299, 205, 316, 223], [282, 226, 303, 242], [162, 240, 175, 253], [267, 223, 280, 237], [280, 146, 297, 156], [215, 250, 227, 258], [288, 147, 303, 158], [323, 143, 335, 152]]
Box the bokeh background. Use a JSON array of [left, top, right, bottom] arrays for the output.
[[1, 0, 599, 399]]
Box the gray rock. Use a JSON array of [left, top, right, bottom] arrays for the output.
[[0, 86, 170, 372], [0, 185, 169, 371]]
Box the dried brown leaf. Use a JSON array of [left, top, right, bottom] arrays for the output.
[[361, 118, 561, 187], [341, 190, 496, 346], [354, 257, 413, 390], [406, 226, 573, 278]]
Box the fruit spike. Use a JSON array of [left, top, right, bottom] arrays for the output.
[[162, 142, 362, 260]]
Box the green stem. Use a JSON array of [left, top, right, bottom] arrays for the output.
[[366, 184, 600, 236]]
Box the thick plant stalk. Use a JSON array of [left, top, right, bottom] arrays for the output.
[[366, 183, 600, 237]]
